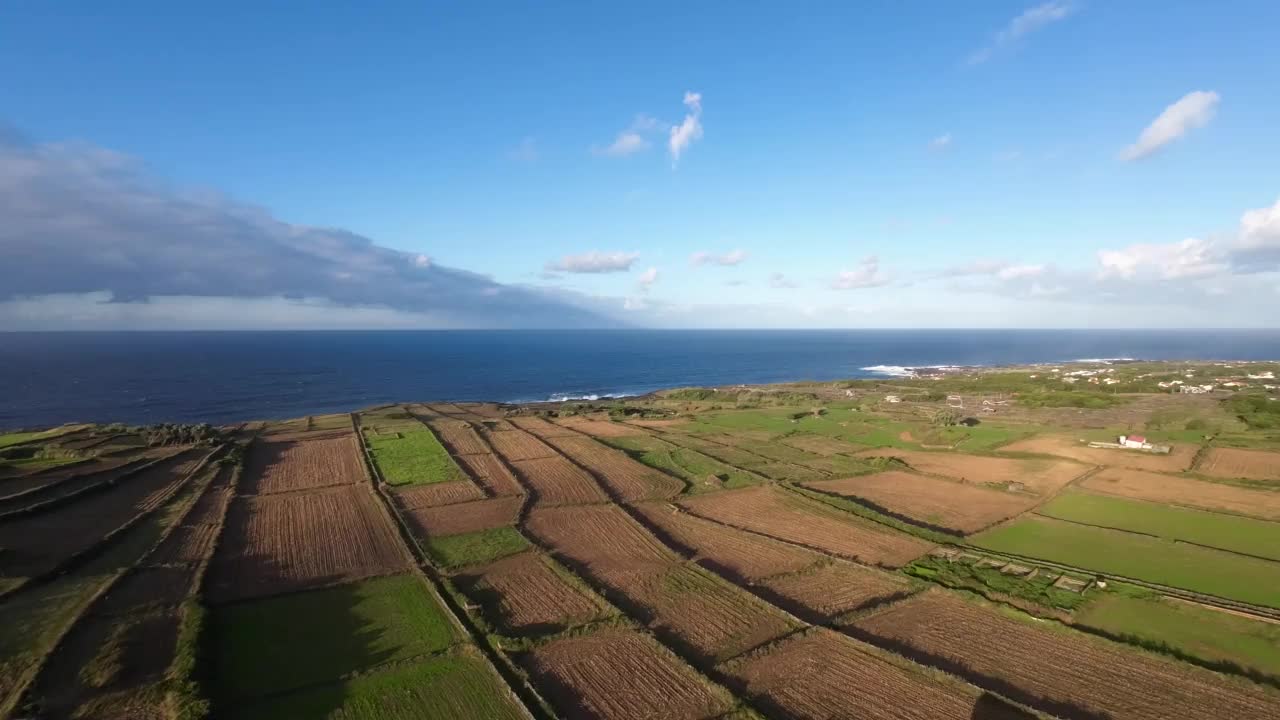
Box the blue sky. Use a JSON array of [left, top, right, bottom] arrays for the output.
[[2, 1, 1278, 328]]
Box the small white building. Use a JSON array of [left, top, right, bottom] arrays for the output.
[[885, 395, 901, 404], [1119, 434, 1153, 450]]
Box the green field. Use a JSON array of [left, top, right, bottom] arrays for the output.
[[235, 650, 526, 720], [972, 516, 1280, 608], [425, 527, 530, 569], [0, 428, 73, 449], [601, 435, 759, 493], [365, 428, 466, 486], [1075, 593, 1280, 680], [1039, 491, 1280, 561], [210, 574, 459, 703]]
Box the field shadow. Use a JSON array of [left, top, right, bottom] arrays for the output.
[[205, 558, 401, 717]]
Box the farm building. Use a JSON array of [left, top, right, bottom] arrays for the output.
[[1119, 435, 1152, 450]]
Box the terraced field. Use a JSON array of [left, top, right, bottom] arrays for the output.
[[6, 389, 1280, 720]]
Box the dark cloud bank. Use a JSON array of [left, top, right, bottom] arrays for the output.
[[0, 131, 617, 328]]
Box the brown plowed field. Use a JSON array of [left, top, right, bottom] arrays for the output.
[[526, 504, 679, 588], [554, 418, 646, 438], [856, 449, 1087, 496], [486, 429, 557, 461], [521, 627, 733, 720], [1000, 434, 1197, 472], [455, 452, 524, 496], [511, 456, 608, 506], [403, 495, 522, 537], [206, 484, 411, 602], [632, 564, 798, 663], [95, 565, 198, 615], [678, 486, 933, 568], [1198, 447, 1280, 482], [729, 628, 981, 720], [632, 502, 819, 581], [0, 454, 143, 498], [543, 435, 684, 501], [852, 590, 1280, 720], [394, 480, 486, 509], [454, 551, 604, 632], [147, 515, 223, 566], [258, 427, 354, 443], [240, 435, 365, 495], [1080, 466, 1280, 520], [806, 471, 1036, 534], [781, 434, 868, 456], [429, 420, 491, 456], [757, 563, 911, 619], [510, 415, 580, 437], [0, 449, 205, 578]]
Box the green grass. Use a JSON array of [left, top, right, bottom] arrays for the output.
[[601, 436, 759, 493], [234, 650, 526, 720], [425, 527, 530, 569], [972, 516, 1280, 608], [1039, 491, 1280, 561], [904, 556, 1088, 610], [210, 573, 459, 703], [365, 428, 466, 486], [0, 426, 79, 449], [1076, 593, 1280, 681]]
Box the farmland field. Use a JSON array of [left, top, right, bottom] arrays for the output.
[[678, 485, 933, 567], [540, 434, 684, 501], [972, 515, 1280, 607], [1037, 491, 1280, 560], [235, 650, 527, 720], [1074, 593, 1280, 679], [1080, 466, 1280, 520], [853, 590, 1280, 720], [1198, 446, 1280, 482], [8, 370, 1280, 719], [210, 573, 458, 703], [454, 551, 607, 633], [509, 455, 608, 505], [855, 448, 1086, 495], [805, 470, 1036, 534], [999, 434, 1198, 472], [520, 627, 735, 720], [364, 427, 467, 486], [240, 434, 364, 494], [206, 484, 411, 602]]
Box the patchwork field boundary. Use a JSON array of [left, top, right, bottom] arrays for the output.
[[5, 448, 226, 719], [0, 446, 221, 605], [0, 451, 179, 520], [351, 413, 547, 720]]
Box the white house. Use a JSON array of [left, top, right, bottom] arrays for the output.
[[1119, 434, 1153, 450], [884, 395, 901, 404]]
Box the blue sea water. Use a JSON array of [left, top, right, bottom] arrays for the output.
[[1, 329, 1278, 428]]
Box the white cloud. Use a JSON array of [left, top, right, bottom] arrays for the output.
[[508, 136, 539, 162], [968, 1, 1075, 65], [637, 266, 659, 290], [691, 249, 747, 267], [412, 254, 432, 268], [996, 264, 1046, 280], [594, 115, 659, 158], [669, 91, 704, 164], [769, 272, 798, 289], [546, 251, 640, 274], [831, 256, 889, 289], [1097, 238, 1226, 280], [929, 133, 952, 151], [623, 296, 648, 311], [1240, 196, 1280, 247], [1119, 90, 1220, 161]]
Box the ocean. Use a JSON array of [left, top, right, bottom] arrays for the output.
[[2, 329, 1278, 428]]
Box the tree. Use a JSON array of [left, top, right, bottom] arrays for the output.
[[931, 408, 960, 427]]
